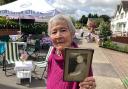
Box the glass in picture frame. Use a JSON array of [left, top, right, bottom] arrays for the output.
[[64, 48, 94, 82]]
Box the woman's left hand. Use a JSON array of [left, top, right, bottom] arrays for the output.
[[79, 76, 96, 89]]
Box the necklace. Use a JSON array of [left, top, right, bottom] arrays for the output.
[[55, 49, 62, 56]]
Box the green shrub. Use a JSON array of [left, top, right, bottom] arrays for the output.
[[98, 21, 112, 42], [21, 23, 48, 34], [103, 40, 112, 48], [117, 46, 125, 52], [0, 17, 48, 34], [0, 17, 19, 29], [123, 45, 128, 52], [112, 44, 119, 49], [102, 40, 128, 53]]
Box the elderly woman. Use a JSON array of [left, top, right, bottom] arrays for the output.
[[47, 14, 96, 89]]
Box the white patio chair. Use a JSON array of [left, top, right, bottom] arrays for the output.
[[33, 46, 53, 79]]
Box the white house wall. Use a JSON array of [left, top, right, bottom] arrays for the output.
[[120, 7, 125, 19], [111, 4, 128, 36], [125, 12, 128, 33]]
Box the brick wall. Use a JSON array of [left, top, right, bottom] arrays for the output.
[[111, 37, 128, 44], [0, 29, 19, 36]]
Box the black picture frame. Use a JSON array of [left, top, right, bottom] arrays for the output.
[[64, 48, 94, 82]]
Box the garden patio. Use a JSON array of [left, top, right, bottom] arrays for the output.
[[0, 64, 46, 89]]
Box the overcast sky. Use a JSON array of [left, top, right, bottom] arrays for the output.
[[47, 0, 121, 19]]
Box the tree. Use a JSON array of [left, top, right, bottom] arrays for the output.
[[93, 14, 98, 18], [87, 13, 98, 18], [99, 15, 110, 22], [98, 21, 112, 42], [88, 13, 93, 18], [79, 15, 88, 26], [0, 0, 4, 5], [0, 0, 16, 5]]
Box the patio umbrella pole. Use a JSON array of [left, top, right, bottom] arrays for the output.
[[19, 15, 21, 33]]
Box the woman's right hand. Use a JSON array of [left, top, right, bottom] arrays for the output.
[[79, 76, 96, 89]]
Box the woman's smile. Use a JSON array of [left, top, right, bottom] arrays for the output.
[[56, 39, 64, 44]]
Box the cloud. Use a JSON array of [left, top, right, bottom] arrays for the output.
[[48, 0, 121, 17]]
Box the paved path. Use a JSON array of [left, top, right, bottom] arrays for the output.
[[102, 48, 128, 88], [79, 38, 126, 89], [0, 38, 127, 89]]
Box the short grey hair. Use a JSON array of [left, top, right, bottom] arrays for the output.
[[48, 14, 76, 36]]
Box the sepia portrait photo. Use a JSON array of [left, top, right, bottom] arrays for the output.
[[64, 48, 94, 82]]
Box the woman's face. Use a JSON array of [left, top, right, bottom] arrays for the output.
[[49, 20, 73, 51]]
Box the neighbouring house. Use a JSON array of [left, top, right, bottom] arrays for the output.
[[87, 18, 97, 33], [86, 18, 99, 43], [111, 0, 128, 37]]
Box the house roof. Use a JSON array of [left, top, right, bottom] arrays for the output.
[[114, 5, 120, 16], [118, 0, 128, 12], [122, 0, 128, 11], [114, 0, 128, 16]]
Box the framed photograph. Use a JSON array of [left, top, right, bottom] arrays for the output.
[[64, 48, 94, 82]]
